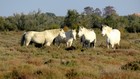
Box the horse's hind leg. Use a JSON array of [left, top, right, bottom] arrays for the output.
[[90, 40, 95, 48], [107, 44, 110, 49], [25, 40, 31, 46]]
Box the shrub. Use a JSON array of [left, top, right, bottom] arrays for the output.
[[121, 61, 140, 71]]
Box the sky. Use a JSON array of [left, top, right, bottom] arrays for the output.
[[0, 0, 140, 16]]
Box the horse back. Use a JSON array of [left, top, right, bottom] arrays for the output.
[[112, 29, 120, 36], [110, 29, 121, 41]]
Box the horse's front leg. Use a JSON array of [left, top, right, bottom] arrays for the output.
[[66, 42, 69, 47], [44, 42, 50, 46], [44, 40, 51, 46], [106, 38, 110, 49], [87, 42, 90, 48], [111, 43, 115, 50]]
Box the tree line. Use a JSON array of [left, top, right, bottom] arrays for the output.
[[0, 6, 140, 33]]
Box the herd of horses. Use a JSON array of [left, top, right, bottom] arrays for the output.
[[21, 25, 121, 49]]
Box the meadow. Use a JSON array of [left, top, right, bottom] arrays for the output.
[[0, 30, 140, 79]]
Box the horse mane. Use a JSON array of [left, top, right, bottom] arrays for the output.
[[45, 29, 62, 35], [82, 27, 94, 32], [106, 26, 112, 33], [102, 25, 112, 33]]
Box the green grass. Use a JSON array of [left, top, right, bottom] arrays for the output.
[[0, 31, 140, 79]]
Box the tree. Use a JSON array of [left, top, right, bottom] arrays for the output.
[[91, 14, 102, 28], [46, 12, 56, 17], [125, 15, 140, 33], [0, 16, 5, 31], [102, 14, 119, 28], [94, 8, 102, 16], [64, 10, 79, 29], [84, 6, 94, 15], [103, 6, 117, 17]]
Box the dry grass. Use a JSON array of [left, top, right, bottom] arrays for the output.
[[0, 31, 140, 79]]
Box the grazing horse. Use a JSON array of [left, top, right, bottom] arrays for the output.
[[21, 29, 66, 47], [101, 25, 121, 49], [78, 27, 96, 48], [53, 30, 77, 47]]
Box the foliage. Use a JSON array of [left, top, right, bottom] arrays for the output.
[[0, 16, 5, 31], [102, 14, 120, 28], [121, 61, 140, 71], [125, 15, 140, 33], [0, 10, 64, 31], [103, 6, 117, 17], [64, 9, 79, 29], [0, 6, 140, 33]]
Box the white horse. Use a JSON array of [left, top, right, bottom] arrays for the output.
[[78, 27, 96, 48], [53, 29, 77, 47], [101, 25, 121, 49], [21, 29, 66, 47]]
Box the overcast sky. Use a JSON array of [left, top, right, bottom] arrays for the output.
[[0, 0, 140, 16]]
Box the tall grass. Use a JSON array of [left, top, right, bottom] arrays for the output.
[[0, 31, 140, 79]]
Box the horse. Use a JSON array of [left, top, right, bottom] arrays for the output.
[[21, 29, 66, 47], [80, 35, 95, 48], [101, 25, 121, 49], [78, 27, 96, 48], [53, 29, 77, 47]]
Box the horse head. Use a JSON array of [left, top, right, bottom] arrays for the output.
[[101, 25, 112, 36], [59, 29, 66, 39], [78, 26, 85, 37]]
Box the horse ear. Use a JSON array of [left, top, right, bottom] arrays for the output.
[[100, 24, 105, 30], [102, 24, 105, 27]]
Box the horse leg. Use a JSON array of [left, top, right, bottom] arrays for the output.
[[117, 42, 120, 46], [82, 41, 86, 48], [90, 40, 95, 48], [88, 42, 90, 48], [44, 40, 50, 46], [25, 38, 31, 46], [69, 41, 73, 47], [111, 43, 115, 49], [45, 42, 51, 46], [93, 41, 95, 48], [107, 44, 110, 49], [66, 42, 70, 47]]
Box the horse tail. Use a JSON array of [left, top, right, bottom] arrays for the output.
[[21, 32, 26, 46], [52, 38, 56, 45]]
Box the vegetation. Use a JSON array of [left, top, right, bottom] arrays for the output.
[[0, 6, 140, 32], [0, 31, 140, 79], [0, 10, 64, 31], [0, 5, 140, 79]]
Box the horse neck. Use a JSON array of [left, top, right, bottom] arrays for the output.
[[106, 28, 112, 38], [46, 29, 60, 37]]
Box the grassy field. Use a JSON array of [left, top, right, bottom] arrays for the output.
[[0, 30, 140, 79]]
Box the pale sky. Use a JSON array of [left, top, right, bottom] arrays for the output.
[[0, 0, 140, 16]]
